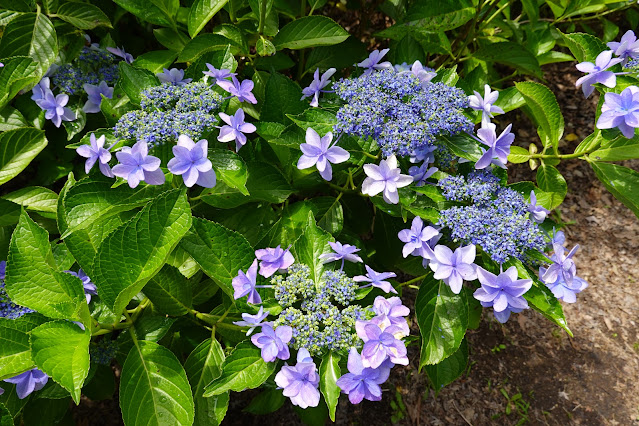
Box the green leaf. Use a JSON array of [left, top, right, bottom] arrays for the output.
[[591, 161, 639, 218], [210, 149, 248, 195], [310, 196, 343, 235], [132, 50, 179, 74], [319, 352, 340, 422], [261, 73, 307, 123], [256, 38, 276, 57], [5, 211, 85, 319], [120, 340, 195, 426], [415, 274, 468, 368], [507, 146, 531, 164], [0, 128, 47, 186], [292, 212, 332, 284], [273, 16, 348, 50], [117, 62, 160, 106], [0, 200, 20, 227], [188, 0, 229, 38], [304, 37, 367, 73], [515, 81, 564, 150], [0, 12, 57, 80], [392, 35, 425, 65], [203, 341, 278, 396], [143, 265, 193, 316], [560, 31, 608, 63], [425, 338, 468, 395], [0, 313, 48, 380], [2, 186, 57, 217], [244, 388, 285, 415], [154, 27, 190, 51], [179, 218, 254, 297], [91, 189, 192, 315], [536, 163, 566, 209], [287, 109, 336, 135], [52, 3, 111, 29], [475, 42, 542, 78], [0, 106, 29, 131], [184, 338, 229, 426], [401, 0, 474, 32], [440, 133, 482, 162], [590, 138, 639, 161], [112, 0, 174, 27], [0, 57, 38, 110], [177, 34, 233, 62], [29, 321, 90, 404]]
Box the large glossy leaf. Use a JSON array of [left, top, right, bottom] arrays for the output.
[[536, 163, 567, 209], [0, 128, 47, 186], [0, 314, 48, 380], [120, 340, 195, 426], [30, 321, 90, 404], [131, 50, 179, 74], [591, 161, 639, 218], [261, 73, 307, 123], [304, 37, 367, 74], [112, 0, 174, 27], [475, 42, 542, 78], [515, 81, 564, 151], [560, 32, 608, 62], [402, 0, 474, 32], [292, 212, 331, 285], [0, 57, 38, 110], [425, 338, 468, 396], [319, 352, 340, 422], [143, 264, 192, 316], [52, 3, 111, 29], [3, 186, 57, 217], [177, 34, 233, 62], [117, 63, 160, 106], [209, 149, 248, 195], [91, 189, 192, 315], [273, 16, 348, 50], [188, 0, 230, 38], [0, 105, 29, 131]]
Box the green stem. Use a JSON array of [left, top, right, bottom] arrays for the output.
[[258, 0, 268, 35], [400, 274, 427, 287]]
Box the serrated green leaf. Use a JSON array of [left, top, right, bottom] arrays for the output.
[[0, 106, 29, 131], [311, 196, 343, 235], [425, 338, 467, 395], [91, 189, 192, 315], [440, 133, 482, 162], [0, 200, 20, 227], [188, 0, 229, 38], [143, 264, 192, 316], [154, 27, 190, 51], [515, 81, 564, 150], [304, 37, 367, 74], [591, 161, 639, 218], [117, 62, 160, 106], [120, 340, 195, 426], [177, 34, 233, 62], [262, 73, 307, 123], [244, 388, 285, 415], [590, 138, 639, 161], [0, 128, 47, 186], [287, 109, 336, 135], [112, 0, 174, 26], [560, 31, 608, 63], [209, 149, 248, 195], [292, 211, 331, 284], [52, 3, 111, 29], [508, 146, 531, 164], [0, 314, 48, 380], [319, 352, 340, 422], [475, 42, 542, 78], [536, 163, 566, 209], [203, 341, 277, 396], [131, 50, 179, 74], [273, 16, 348, 50], [0, 57, 38, 110], [3, 186, 57, 216]]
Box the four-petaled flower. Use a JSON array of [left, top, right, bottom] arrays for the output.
[[203, 64, 236, 82], [353, 265, 397, 294], [255, 245, 294, 278], [251, 324, 293, 362], [596, 85, 639, 138], [475, 123, 515, 169], [65, 269, 97, 303], [408, 162, 438, 187], [397, 216, 440, 259], [539, 266, 588, 303], [357, 49, 393, 74], [297, 128, 350, 181], [156, 68, 192, 86], [428, 244, 478, 294], [233, 306, 269, 335], [76, 133, 114, 178], [336, 347, 391, 404], [528, 190, 550, 223], [469, 84, 505, 126], [232, 259, 261, 304], [607, 30, 639, 64], [301, 68, 336, 107], [356, 322, 409, 368], [4, 369, 48, 400], [575, 50, 623, 98], [473, 266, 532, 323], [35, 90, 75, 128], [274, 348, 321, 409], [167, 135, 216, 188], [319, 241, 363, 268], [542, 242, 579, 286], [107, 46, 134, 64], [218, 108, 256, 151], [217, 76, 257, 104], [83, 81, 113, 114], [362, 155, 413, 204], [112, 140, 165, 188]]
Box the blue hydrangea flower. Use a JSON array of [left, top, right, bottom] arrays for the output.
[[551, 229, 566, 246], [112, 140, 165, 188], [542, 243, 579, 286], [336, 347, 391, 404], [397, 216, 440, 259], [607, 30, 639, 64], [528, 190, 550, 223], [356, 321, 408, 368], [203, 64, 235, 83], [410, 60, 436, 87], [274, 348, 320, 409], [370, 296, 410, 337], [428, 244, 478, 294], [468, 84, 505, 126], [83, 81, 113, 113], [408, 162, 438, 187], [255, 246, 294, 278], [596, 85, 639, 138], [232, 259, 261, 304], [156, 68, 192, 86], [167, 135, 215, 188], [107, 46, 134, 64], [76, 133, 114, 178], [297, 128, 349, 181], [474, 266, 532, 323], [51, 46, 119, 95], [251, 324, 293, 362], [217, 108, 256, 151], [233, 306, 269, 335], [301, 68, 336, 107], [35, 90, 75, 128], [475, 123, 514, 169], [31, 77, 51, 102], [575, 50, 623, 98], [362, 155, 413, 204], [217, 76, 257, 104], [409, 144, 437, 164], [539, 266, 588, 303], [4, 369, 48, 399], [357, 49, 392, 74], [353, 266, 397, 294], [65, 269, 97, 303], [319, 241, 363, 268]]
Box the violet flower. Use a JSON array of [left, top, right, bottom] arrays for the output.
[[410, 60, 437, 87], [596, 85, 639, 138], [539, 266, 588, 303], [551, 229, 566, 246], [65, 269, 97, 303], [232, 259, 261, 304], [4, 369, 48, 399], [362, 155, 413, 204], [251, 324, 292, 362], [428, 244, 478, 294], [469, 84, 505, 126], [76, 133, 114, 178], [356, 322, 408, 368], [297, 128, 350, 181], [107, 46, 134, 64], [274, 348, 320, 408], [336, 347, 391, 404], [233, 306, 269, 335], [167, 135, 216, 188], [217, 76, 257, 104], [474, 123, 514, 169], [319, 241, 363, 269], [473, 266, 532, 323], [408, 162, 438, 187], [301, 68, 336, 107], [353, 265, 397, 294], [156, 68, 192, 86], [397, 217, 440, 259], [35, 90, 75, 128], [575, 50, 623, 98], [255, 245, 294, 278], [112, 140, 165, 188], [83, 81, 113, 113], [607, 30, 639, 64], [528, 190, 550, 223], [409, 144, 436, 164], [357, 49, 393, 74], [218, 108, 256, 151], [31, 77, 51, 102], [542, 242, 579, 286], [202, 64, 235, 83], [370, 296, 410, 337]]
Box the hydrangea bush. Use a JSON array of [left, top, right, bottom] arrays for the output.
[[0, 0, 638, 424]]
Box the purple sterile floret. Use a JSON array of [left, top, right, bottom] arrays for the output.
[[473, 266, 532, 323], [76, 133, 114, 178], [167, 135, 216, 188], [475, 123, 515, 169], [542, 242, 579, 286], [112, 140, 165, 188], [355, 322, 408, 368], [218, 108, 256, 151], [232, 259, 261, 304], [274, 348, 320, 408], [353, 265, 397, 294], [35, 89, 75, 128], [319, 241, 363, 267], [31, 77, 51, 102], [107, 46, 134, 64], [251, 324, 293, 362], [468, 84, 505, 126], [596, 85, 639, 138], [297, 128, 350, 181], [410, 60, 436, 87], [428, 244, 478, 294], [362, 155, 413, 204], [336, 347, 391, 404], [4, 369, 48, 399], [83, 81, 113, 113], [357, 49, 393, 74], [539, 266, 588, 303], [409, 144, 436, 164], [217, 76, 257, 104], [255, 245, 294, 278], [157, 68, 192, 86], [575, 50, 623, 98], [65, 269, 97, 304], [607, 30, 639, 64], [369, 296, 410, 337], [202, 64, 236, 82], [528, 190, 550, 223], [397, 216, 441, 259], [301, 68, 336, 107], [409, 162, 438, 187], [233, 306, 269, 335]]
